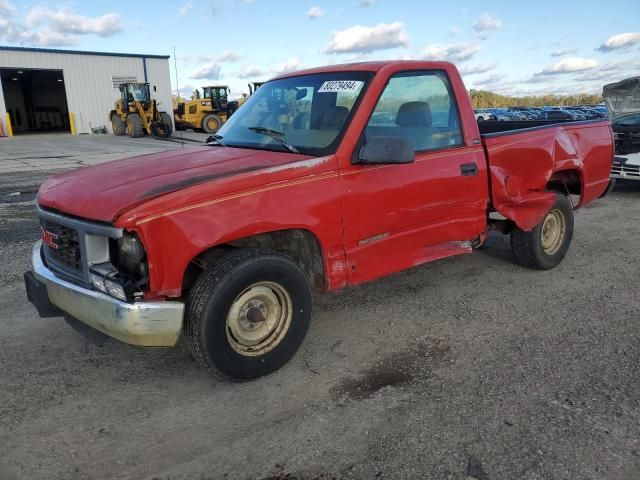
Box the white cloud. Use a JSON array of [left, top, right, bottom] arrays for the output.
[[191, 62, 222, 80], [469, 74, 504, 89], [472, 13, 501, 37], [236, 64, 264, 79], [178, 2, 192, 16], [598, 32, 640, 52], [0, 0, 15, 17], [177, 84, 197, 97], [535, 57, 598, 76], [27, 8, 121, 37], [551, 48, 578, 57], [358, 0, 374, 6], [325, 21, 409, 54], [0, 5, 121, 46], [575, 57, 640, 82], [421, 42, 481, 62], [216, 50, 243, 62], [459, 63, 496, 75], [272, 58, 302, 75], [307, 6, 324, 19]]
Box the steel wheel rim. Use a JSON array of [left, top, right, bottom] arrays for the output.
[[207, 118, 218, 130], [226, 281, 292, 356], [541, 209, 566, 255]]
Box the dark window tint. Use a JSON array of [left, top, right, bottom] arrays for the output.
[[366, 71, 463, 152], [616, 114, 640, 126]]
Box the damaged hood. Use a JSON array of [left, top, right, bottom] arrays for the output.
[[603, 76, 640, 120], [38, 145, 310, 223]]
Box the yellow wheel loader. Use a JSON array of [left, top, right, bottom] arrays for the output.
[[174, 85, 240, 134], [110, 83, 173, 138]]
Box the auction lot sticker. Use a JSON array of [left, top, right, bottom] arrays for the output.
[[318, 81, 364, 93]]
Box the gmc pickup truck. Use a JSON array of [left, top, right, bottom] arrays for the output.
[[25, 61, 614, 380]]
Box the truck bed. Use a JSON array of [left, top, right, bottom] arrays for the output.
[[478, 118, 592, 136], [480, 119, 614, 231]]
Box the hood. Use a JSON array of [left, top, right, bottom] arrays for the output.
[[38, 146, 310, 223], [603, 76, 640, 120]]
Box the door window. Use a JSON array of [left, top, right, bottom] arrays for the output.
[[366, 71, 463, 152]]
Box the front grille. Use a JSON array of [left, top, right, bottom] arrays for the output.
[[40, 218, 83, 274], [612, 159, 640, 177]]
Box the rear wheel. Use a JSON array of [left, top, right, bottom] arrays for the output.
[[510, 193, 574, 270], [111, 115, 126, 135], [160, 112, 173, 137], [184, 249, 312, 380], [201, 114, 222, 134], [126, 113, 144, 138]]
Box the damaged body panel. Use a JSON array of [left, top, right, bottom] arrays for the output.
[[482, 121, 613, 230]]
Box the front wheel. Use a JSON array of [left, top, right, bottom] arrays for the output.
[[126, 113, 144, 138], [201, 113, 222, 134], [510, 193, 574, 270], [184, 249, 312, 380]]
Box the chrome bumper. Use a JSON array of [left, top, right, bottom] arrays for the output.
[[30, 241, 184, 347]]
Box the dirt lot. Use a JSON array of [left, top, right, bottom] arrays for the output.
[[1, 149, 639, 479]]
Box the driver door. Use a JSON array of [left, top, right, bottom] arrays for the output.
[[339, 70, 488, 285]]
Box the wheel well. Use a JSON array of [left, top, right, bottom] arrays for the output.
[[182, 229, 326, 294], [546, 169, 582, 199]]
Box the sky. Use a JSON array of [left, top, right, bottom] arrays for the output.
[[0, 0, 639, 99]]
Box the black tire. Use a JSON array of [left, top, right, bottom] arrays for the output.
[[126, 113, 144, 138], [184, 249, 312, 380], [201, 113, 222, 134], [510, 193, 574, 270], [111, 115, 126, 136], [160, 112, 173, 137]]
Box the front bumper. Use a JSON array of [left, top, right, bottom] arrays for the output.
[[26, 241, 184, 347]]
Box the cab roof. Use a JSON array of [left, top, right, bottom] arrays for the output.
[[272, 60, 456, 80]]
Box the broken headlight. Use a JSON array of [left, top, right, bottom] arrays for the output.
[[89, 232, 149, 302]]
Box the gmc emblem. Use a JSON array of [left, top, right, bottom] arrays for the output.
[[41, 227, 59, 250]]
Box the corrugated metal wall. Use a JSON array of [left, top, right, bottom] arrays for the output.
[[0, 49, 172, 135]]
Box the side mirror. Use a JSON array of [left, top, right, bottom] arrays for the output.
[[358, 136, 415, 165], [295, 89, 306, 101], [153, 85, 157, 92], [176, 103, 185, 116]]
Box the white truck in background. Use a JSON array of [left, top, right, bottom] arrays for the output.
[[604, 77, 640, 180]]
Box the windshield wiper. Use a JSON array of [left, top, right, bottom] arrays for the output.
[[247, 127, 300, 154], [205, 134, 225, 146]]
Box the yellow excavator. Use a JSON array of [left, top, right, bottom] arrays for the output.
[[174, 85, 241, 133], [110, 83, 172, 138], [236, 81, 266, 109]]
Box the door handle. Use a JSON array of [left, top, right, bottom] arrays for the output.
[[460, 162, 478, 176]]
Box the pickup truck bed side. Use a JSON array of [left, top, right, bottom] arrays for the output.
[[481, 121, 613, 230]]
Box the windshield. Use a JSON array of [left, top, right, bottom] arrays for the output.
[[204, 87, 228, 100], [126, 84, 150, 102], [216, 72, 372, 156]]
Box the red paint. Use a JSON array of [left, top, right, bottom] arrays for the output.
[[37, 61, 613, 298]]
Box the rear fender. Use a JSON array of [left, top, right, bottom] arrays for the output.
[[484, 121, 612, 231]]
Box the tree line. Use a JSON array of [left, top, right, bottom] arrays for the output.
[[469, 89, 604, 108]]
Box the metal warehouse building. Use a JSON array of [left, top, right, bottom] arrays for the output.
[[0, 46, 172, 136]]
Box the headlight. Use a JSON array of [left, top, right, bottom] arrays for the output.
[[116, 232, 146, 277], [89, 231, 149, 302]]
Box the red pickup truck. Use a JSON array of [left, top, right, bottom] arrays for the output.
[[25, 61, 614, 380]]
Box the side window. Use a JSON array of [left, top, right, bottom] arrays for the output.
[[366, 71, 463, 152]]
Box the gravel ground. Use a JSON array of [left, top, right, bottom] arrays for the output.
[[1, 167, 639, 480]]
